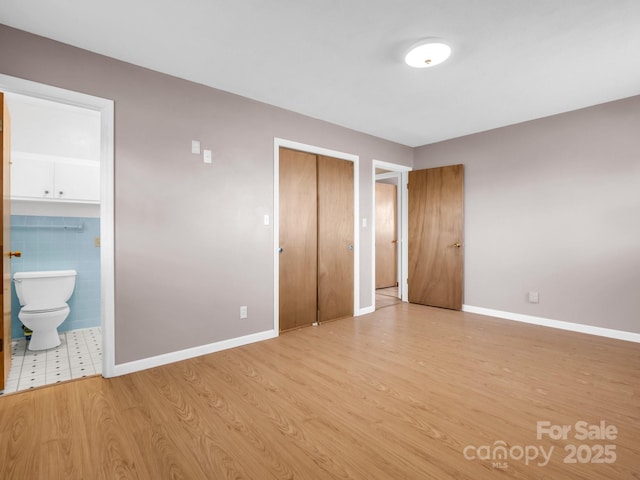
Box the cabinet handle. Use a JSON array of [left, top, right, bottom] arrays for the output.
[[58, 191, 64, 196], [44, 190, 50, 195]]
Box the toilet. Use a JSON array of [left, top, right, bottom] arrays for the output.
[[13, 270, 77, 351]]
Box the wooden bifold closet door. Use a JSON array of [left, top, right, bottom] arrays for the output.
[[279, 148, 354, 332], [278, 149, 318, 331]]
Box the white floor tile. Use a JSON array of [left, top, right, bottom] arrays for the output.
[[1, 326, 102, 394], [18, 374, 47, 390], [46, 361, 71, 373], [46, 371, 72, 383], [46, 346, 68, 356], [0, 384, 19, 395], [71, 365, 96, 378]]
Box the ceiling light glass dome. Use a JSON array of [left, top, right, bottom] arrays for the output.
[[405, 40, 452, 68]]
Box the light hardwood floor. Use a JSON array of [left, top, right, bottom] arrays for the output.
[[376, 286, 402, 309], [1, 303, 639, 479]]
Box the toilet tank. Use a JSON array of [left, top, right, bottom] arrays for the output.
[[13, 270, 77, 307]]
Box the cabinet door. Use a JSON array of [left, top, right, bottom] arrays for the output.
[[54, 160, 100, 202], [10, 155, 54, 199]]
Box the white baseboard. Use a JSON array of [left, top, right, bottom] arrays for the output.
[[109, 329, 278, 378], [357, 305, 375, 316], [462, 305, 640, 344]]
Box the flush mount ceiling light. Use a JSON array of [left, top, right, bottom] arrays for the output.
[[405, 40, 452, 68]]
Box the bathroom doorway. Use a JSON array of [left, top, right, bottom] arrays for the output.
[[0, 75, 114, 395]]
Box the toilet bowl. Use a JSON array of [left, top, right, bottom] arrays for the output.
[[13, 270, 77, 351]]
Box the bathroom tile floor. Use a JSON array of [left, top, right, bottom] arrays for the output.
[[1, 327, 102, 395]]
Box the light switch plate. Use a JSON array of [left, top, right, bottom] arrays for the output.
[[203, 149, 212, 164], [191, 140, 201, 154]]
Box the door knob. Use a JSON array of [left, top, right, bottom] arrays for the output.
[[391, 240, 398, 244], [451, 242, 461, 248], [348, 244, 353, 251], [8, 251, 22, 257], [278, 247, 283, 254]]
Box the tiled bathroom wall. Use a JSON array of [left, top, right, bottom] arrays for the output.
[[10, 215, 101, 338]]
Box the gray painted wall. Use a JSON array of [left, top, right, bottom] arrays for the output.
[[0, 25, 413, 364], [2, 23, 637, 367], [414, 96, 640, 334]]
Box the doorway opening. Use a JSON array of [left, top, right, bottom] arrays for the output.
[[0, 74, 114, 395], [372, 160, 411, 310]]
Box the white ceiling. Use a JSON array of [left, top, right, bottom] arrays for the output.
[[2, 0, 640, 147]]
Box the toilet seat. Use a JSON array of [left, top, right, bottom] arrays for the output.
[[21, 304, 68, 314]]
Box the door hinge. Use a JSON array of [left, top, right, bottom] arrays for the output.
[[0, 119, 3, 132]]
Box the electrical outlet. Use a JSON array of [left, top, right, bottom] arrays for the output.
[[240, 306, 248, 319], [528, 291, 539, 304]]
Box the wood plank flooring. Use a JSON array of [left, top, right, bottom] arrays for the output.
[[1, 303, 639, 479], [376, 286, 402, 309]]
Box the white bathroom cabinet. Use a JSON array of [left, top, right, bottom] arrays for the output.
[[11, 152, 100, 203]]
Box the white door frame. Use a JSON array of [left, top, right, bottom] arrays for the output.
[[273, 138, 360, 332], [0, 74, 116, 378], [372, 160, 411, 308]]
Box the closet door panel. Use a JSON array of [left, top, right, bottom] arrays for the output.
[[317, 155, 354, 322], [279, 148, 318, 331]]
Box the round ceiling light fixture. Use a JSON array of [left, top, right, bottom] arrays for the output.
[[405, 40, 452, 68]]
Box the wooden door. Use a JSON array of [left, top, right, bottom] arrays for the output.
[[317, 155, 354, 322], [408, 165, 464, 310], [279, 148, 318, 331], [375, 182, 397, 289], [1, 92, 12, 390]]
